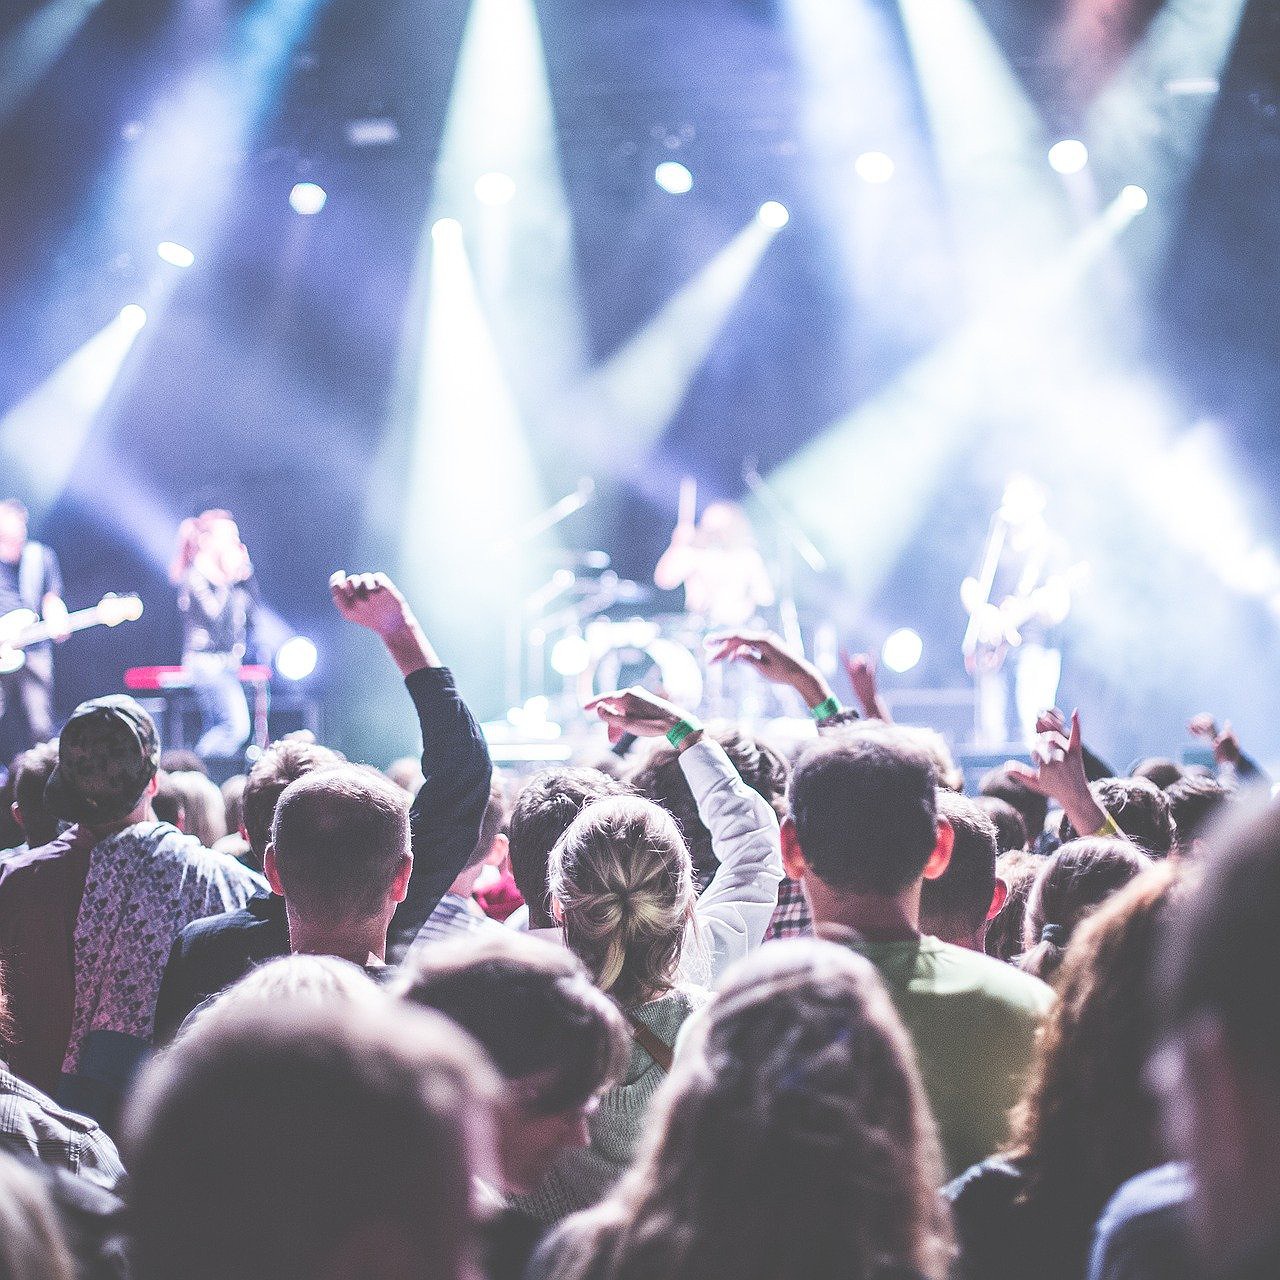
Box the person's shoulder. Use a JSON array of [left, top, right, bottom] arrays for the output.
[[0, 832, 87, 898], [176, 896, 273, 947], [945, 1154, 1024, 1207], [922, 936, 1055, 1013]]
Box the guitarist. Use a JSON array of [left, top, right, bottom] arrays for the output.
[[0, 499, 70, 759]]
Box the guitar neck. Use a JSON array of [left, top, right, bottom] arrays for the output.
[[17, 605, 117, 647]]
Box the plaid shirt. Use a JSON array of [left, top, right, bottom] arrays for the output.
[[0, 1061, 125, 1190], [765, 875, 814, 940]]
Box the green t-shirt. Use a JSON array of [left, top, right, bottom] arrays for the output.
[[847, 934, 1054, 1179]]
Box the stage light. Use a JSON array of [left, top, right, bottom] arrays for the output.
[[275, 636, 318, 681], [757, 200, 789, 228], [289, 181, 327, 215], [118, 304, 148, 330], [1048, 139, 1088, 174], [1119, 184, 1149, 213], [157, 241, 195, 268], [431, 217, 463, 243], [882, 628, 923, 674], [654, 161, 694, 194], [550, 634, 591, 677], [474, 171, 517, 205], [854, 151, 895, 184]]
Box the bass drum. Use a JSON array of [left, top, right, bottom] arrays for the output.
[[578, 619, 704, 712]]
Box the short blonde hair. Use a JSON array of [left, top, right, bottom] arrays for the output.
[[550, 795, 696, 1008]]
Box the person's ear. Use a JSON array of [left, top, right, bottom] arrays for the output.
[[264, 843, 285, 897], [10, 801, 22, 831], [146, 773, 160, 798], [485, 832, 509, 867], [550, 895, 565, 925], [922, 816, 954, 881], [781, 815, 808, 881], [391, 853, 414, 904], [985, 876, 1009, 922], [239, 821, 250, 844]]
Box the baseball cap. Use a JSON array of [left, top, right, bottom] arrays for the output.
[[45, 695, 161, 825]]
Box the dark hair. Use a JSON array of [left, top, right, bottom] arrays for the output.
[[123, 1001, 498, 1280], [787, 728, 938, 895], [1166, 774, 1234, 851], [980, 767, 1049, 846], [508, 768, 632, 929], [1021, 838, 1151, 982], [152, 771, 184, 829], [460, 774, 509, 875], [1059, 778, 1175, 858], [997, 865, 1187, 1280], [242, 739, 344, 862], [921, 791, 998, 944], [975, 796, 1028, 853], [394, 932, 629, 1113], [221, 775, 247, 834], [11, 743, 60, 848], [270, 766, 410, 921], [985, 849, 1041, 963], [1163, 800, 1280, 1086], [628, 727, 788, 889], [158, 749, 208, 778], [1129, 757, 1185, 790]]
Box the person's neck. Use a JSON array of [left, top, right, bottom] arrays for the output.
[[84, 801, 154, 844], [806, 878, 922, 943], [286, 909, 388, 966]]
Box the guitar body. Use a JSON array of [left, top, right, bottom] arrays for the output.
[[0, 609, 39, 674]]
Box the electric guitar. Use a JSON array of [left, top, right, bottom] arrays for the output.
[[0, 593, 144, 674]]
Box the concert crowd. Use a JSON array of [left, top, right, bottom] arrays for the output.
[[0, 552, 1276, 1280]]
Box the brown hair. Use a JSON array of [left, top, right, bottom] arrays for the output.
[[1058, 778, 1175, 857], [11, 742, 60, 849], [124, 1001, 499, 1280], [549, 795, 696, 1008], [549, 940, 953, 1280], [1002, 864, 1188, 1278], [270, 765, 410, 922], [242, 738, 345, 862], [1021, 838, 1151, 982], [984, 849, 1040, 963], [922, 791, 999, 944]]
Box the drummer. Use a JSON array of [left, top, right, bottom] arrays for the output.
[[654, 481, 775, 631]]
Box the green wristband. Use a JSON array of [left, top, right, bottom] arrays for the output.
[[666, 717, 704, 749], [809, 695, 841, 722]]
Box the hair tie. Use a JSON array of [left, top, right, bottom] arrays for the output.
[[1040, 922, 1068, 947]]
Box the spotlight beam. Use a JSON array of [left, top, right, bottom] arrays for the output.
[[0, 0, 99, 124]]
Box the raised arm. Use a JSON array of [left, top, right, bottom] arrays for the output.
[[586, 687, 783, 981], [329, 572, 492, 962], [1006, 710, 1113, 840], [706, 630, 838, 716]]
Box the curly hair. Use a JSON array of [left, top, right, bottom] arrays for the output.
[[1002, 864, 1188, 1279], [546, 940, 953, 1280], [549, 796, 697, 1008]]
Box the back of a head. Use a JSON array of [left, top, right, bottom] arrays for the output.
[[394, 931, 628, 1111], [1009, 864, 1188, 1227], [985, 849, 1041, 963], [158, 748, 208, 778], [627, 727, 789, 887], [1021, 837, 1152, 982], [458, 773, 509, 876], [1059, 777, 1175, 858], [270, 765, 409, 922], [12, 743, 60, 848], [1130, 757, 1186, 791], [220, 774, 247, 834], [922, 791, 999, 946], [585, 940, 951, 1280], [975, 796, 1028, 854], [508, 767, 632, 929], [165, 771, 227, 847], [980, 766, 1049, 845], [788, 728, 939, 896], [550, 794, 693, 1008], [0, 1152, 77, 1280], [124, 1000, 499, 1280], [1166, 775, 1235, 853], [242, 738, 345, 863]]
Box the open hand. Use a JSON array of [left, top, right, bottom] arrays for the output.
[[329, 572, 412, 637], [705, 630, 828, 708], [585, 687, 692, 745]]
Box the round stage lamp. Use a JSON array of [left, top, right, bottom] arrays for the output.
[[655, 161, 693, 194], [1048, 140, 1088, 175], [118, 304, 148, 330], [855, 151, 895, 184], [276, 636, 318, 682], [550, 634, 592, 677], [289, 182, 328, 216], [757, 200, 789, 228], [157, 241, 195, 268], [474, 172, 517, 205], [882, 628, 923, 674], [1120, 184, 1149, 213]]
